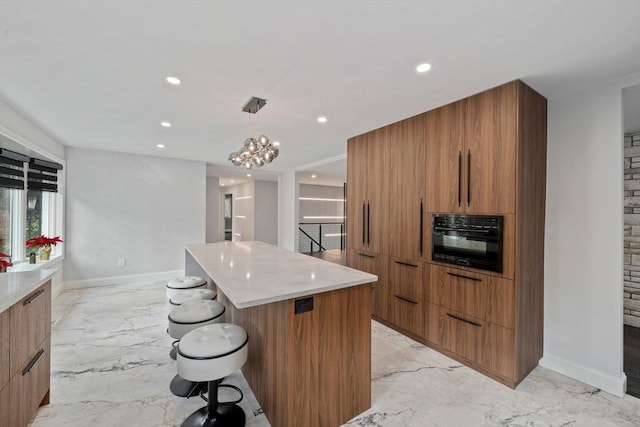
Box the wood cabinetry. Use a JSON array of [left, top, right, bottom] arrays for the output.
[[424, 83, 517, 214], [389, 115, 426, 260], [346, 79, 546, 388], [0, 310, 9, 391], [346, 127, 390, 254], [0, 281, 52, 427]]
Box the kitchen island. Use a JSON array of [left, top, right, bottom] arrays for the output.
[[185, 241, 377, 427]]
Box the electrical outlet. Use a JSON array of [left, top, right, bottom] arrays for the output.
[[117, 258, 126, 267]]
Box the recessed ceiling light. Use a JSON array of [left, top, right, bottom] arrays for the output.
[[160, 121, 172, 128], [221, 183, 225, 186], [416, 63, 432, 73], [230, 180, 235, 183], [247, 174, 252, 177], [311, 174, 317, 178], [156, 144, 165, 149], [317, 116, 328, 123], [166, 76, 181, 85]]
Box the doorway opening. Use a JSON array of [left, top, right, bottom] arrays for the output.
[[224, 193, 232, 241]]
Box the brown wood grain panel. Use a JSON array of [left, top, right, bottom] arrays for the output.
[[346, 136, 368, 250], [288, 301, 319, 427], [424, 262, 450, 307], [389, 114, 426, 260], [8, 335, 50, 427], [441, 307, 482, 364], [425, 100, 466, 213], [0, 381, 9, 427], [0, 310, 9, 391], [480, 322, 515, 379], [367, 127, 391, 254], [9, 281, 51, 378], [465, 81, 517, 214], [318, 286, 372, 427], [424, 302, 442, 346], [514, 80, 547, 381]]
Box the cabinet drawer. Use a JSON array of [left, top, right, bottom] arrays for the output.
[[441, 308, 483, 364], [0, 310, 9, 391], [0, 382, 9, 427], [389, 289, 424, 337], [424, 302, 441, 346], [346, 250, 388, 286], [480, 323, 515, 379], [372, 283, 390, 322], [388, 258, 422, 302], [428, 265, 514, 329], [10, 282, 51, 377], [7, 335, 51, 427]]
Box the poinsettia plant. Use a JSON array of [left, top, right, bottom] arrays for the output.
[[0, 252, 12, 269], [26, 235, 63, 250]]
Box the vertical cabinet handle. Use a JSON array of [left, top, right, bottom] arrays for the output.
[[458, 151, 462, 207], [467, 149, 471, 206], [362, 202, 366, 245], [419, 199, 424, 257], [367, 202, 371, 245]]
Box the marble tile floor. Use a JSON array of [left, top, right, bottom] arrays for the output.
[[31, 279, 640, 427]]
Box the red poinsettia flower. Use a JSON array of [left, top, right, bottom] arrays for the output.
[[0, 252, 12, 268], [26, 235, 64, 249]]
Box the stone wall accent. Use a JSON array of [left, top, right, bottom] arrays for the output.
[[624, 131, 640, 327]]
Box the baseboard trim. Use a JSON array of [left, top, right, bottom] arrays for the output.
[[64, 270, 183, 290], [540, 353, 627, 398]]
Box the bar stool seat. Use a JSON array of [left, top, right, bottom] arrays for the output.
[[166, 276, 207, 299]]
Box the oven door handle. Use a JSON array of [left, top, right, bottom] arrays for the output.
[[433, 227, 490, 234]]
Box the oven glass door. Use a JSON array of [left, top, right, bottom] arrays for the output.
[[433, 229, 500, 266]]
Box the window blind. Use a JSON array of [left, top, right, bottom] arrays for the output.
[[28, 158, 63, 192], [0, 148, 29, 189]]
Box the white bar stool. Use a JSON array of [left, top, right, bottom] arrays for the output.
[[166, 276, 208, 300], [169, 288, 217, 306], [177, 323, 248, 427]]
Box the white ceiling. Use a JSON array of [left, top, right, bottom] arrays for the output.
[[0, 1, 638, 177]]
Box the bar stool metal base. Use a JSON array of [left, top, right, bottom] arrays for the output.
[[181, 404, 245, 427], [181, 380, 245, 427]]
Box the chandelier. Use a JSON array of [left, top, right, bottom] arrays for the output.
[[228, 97, 279, 169]]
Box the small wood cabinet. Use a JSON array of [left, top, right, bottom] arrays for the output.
[[388, 258, 424, 337], [424, 83, 518, 214], [0, 280, 52, 427]]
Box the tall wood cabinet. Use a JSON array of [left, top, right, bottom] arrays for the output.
[[346, 127, 390, 254], [346, 80, 547, 388]]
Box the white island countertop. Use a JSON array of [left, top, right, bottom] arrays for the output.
[[0, 269, 57, 313], [186, 241, 377, 309]]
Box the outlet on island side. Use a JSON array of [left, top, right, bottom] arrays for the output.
[[117, 258, 126, 267]]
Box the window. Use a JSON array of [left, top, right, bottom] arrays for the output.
[[0, 188, 14, 254]]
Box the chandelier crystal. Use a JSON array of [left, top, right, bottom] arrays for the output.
[[228, 97, 279, 169]]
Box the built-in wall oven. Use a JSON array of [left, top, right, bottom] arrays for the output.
[[432, 214, 503, 273]]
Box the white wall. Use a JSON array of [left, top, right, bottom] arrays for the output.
[[542, 72, 640, 397], [206, 176, 220, 243], [278, 171, 299, 251], [63, 147, 206, 283], [254, 181, 278, 245], [227, 181, 254, 242]]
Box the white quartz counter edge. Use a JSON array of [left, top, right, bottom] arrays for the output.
[[186, 242, 378, 309], [0, 269, 57, 313]]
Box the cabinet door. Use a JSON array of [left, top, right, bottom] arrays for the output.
[[425, 101, 465, 213], [0, 382, 9, 427], [465, 82, 517, 214], [366, 127, 390, 254], [10, 282, 51, 377], [0, 310, 8, 391], [346, 135, 368, 250], [480, 323, 515, 380], [388, 258, 423, 336], [389, 115, 426, 261]]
